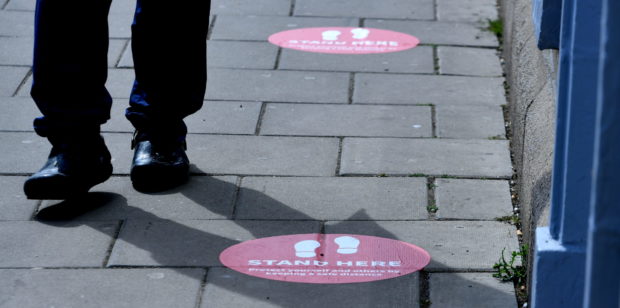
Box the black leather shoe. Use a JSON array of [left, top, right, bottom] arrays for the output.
[[130, 134, 190, 192], [24, 136, 113, 200]]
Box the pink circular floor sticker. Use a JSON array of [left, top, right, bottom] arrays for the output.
[[268, 27, 420, 54], [219, 234, 431, 284]]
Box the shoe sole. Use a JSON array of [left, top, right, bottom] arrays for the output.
[[24, 164, 113, 200]]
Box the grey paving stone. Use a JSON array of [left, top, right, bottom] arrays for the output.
[[2, 133, 340, 176], [202, 267, 420, 308], [18, 68, 134, 98], [294, 0, 434, 20], [325, 220, 519, 271], [0, 66, 29, 97], [0, 37, 33, 66], [430, 273, 517, 308], [108, 13, 134, 39], [0, 221, 118, 267], [353, 74, 506, 106], [211, 15, 359, 41], [108, 220, 321, 266], [436, 105, 506, 139], [206, 69, 349, 103], [0, 176, 37, 221], [211, 0, 291, 16], [39, 176, 238, 220], [260, 103, 432, 137], [365, 19, 499, 47], [0, 10, 35, 36], [102, 100, 262, 135], [0, 97, 39, 131], [437, 0, 498, 23], [4, 0, 34, 10], [434, 179, 513, 220], [340, 138, 512, 178], [236, 176, 428, 220], [108, 39, 128, 67], [119, 40, 279, 69], [110, 0, 136, 14], [0, 269, 203, 308], [438, 46, 503, 76], [185, 135, 340, 176], [279, 46, 434, 73]]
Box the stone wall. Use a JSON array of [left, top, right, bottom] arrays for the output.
[[500, 0, 557, 256]]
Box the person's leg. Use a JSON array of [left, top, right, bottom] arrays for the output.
[[127, 0, 210, 191], [25, 0, 114, 199]]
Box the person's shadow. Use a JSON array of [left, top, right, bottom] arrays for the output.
[[35, 167, 518, 307]]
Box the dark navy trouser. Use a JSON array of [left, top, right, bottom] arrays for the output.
[[31, 0, 210, 141]]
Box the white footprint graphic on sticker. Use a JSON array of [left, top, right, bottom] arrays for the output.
[[334, 236, 360, 254], [294, 240, 321, 258], [322, 30, 342, 41], [351, 28, 370, 39]]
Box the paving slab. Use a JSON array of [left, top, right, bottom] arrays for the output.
[[202, 267, 419, 308], [0, 269, 203, 308], [0, 220, 118, 267], [102, 100, 262, 134], [108, 13, 134, 38], [211, 0, 291, 16], [436, 105, 506, 139], [235, 176, 428, 220], [206, 68, 350, 103], [0, 66, 29, 97], [435, 179, 513, 220], [0, 37, 33, 66], [0, 10, 35, 36], [211, 15, 359, 41], [0, 97, 39, 131], [260, 103, 432, 137], [438, 46, 503, 76], [325, 220, 520, 271], [294, 0, 434, 20], [118, 41, 279, 69], [354, 74, 506, 105], [340, 138, 513, 177], [279, 46, 434, 73], [365, 19, 499, 47], [18, 68, 135, 98], [38, 176, 238, 220], [4, 0, 34, 11], [0, 176, 37, 220], [0, 133, 340, 176], [430, 272, 518, 308], [7, 0, 137, 13], [436, 0, 498, 23], [108, 220, 321, 266]]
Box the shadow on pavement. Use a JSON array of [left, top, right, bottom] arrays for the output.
[[34, 168, 517, 307]]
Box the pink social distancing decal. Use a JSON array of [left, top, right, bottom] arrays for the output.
[[219, 234, 431, 284], [268, 27, 420, 54]]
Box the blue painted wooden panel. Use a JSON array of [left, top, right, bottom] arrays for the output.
[[532, 0, 563, 49], [583, 0, 620, 305]]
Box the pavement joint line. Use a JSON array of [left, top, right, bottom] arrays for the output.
[[229, 177, 243, 219], [273, 47, 283, 70], [253, 102, 267, 135], [432, 0, 439, 21], [114, 39, 131, 68], [194, 268, 209, 308], [29, 200, 42, 221], [1, 0, 9, 10], [0, 172, 513, 180], [359, 18, 365, 27], [426, 177, 438, 220], [334, 137, 344, 176], [206, 66, 507, 78], [207, 15, 217, 40], [419, 271, 431, 306], [11, 67, 31, 97], [319, 221, 327, 234], [347, 72, 355, 104], [288, 0, 296, 16], [430, 104, 438, 138], [432, 45, 440, 74], [102, 220, 125, 267]]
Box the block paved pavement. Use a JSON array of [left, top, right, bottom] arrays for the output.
[[0, 0, 519, 307]]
